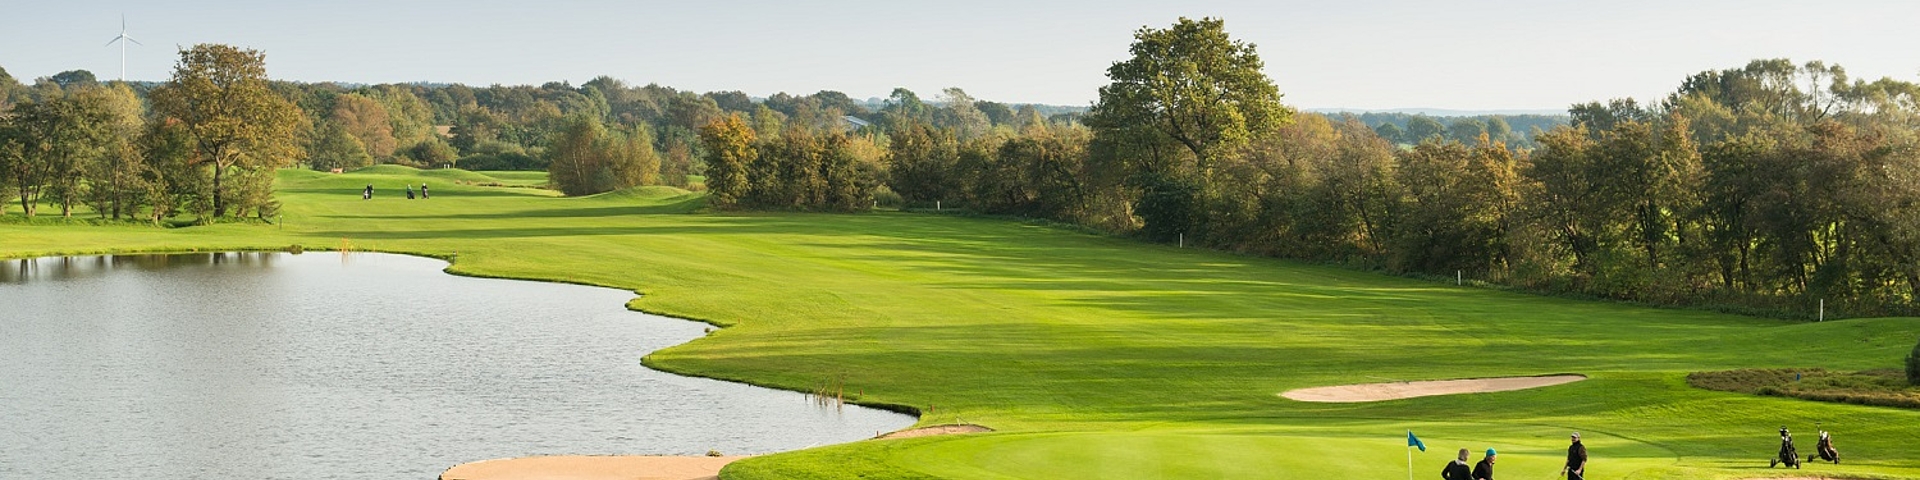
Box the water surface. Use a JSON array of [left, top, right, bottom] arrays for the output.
[[0, 252, 912, 479]]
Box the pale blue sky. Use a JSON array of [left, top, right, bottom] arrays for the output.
[[4, 0, 1918, 110]]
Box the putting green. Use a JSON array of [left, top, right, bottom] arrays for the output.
[[2, 167, 1916, 479]]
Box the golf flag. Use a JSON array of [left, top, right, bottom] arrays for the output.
[[1407, 430, 1426, 452]]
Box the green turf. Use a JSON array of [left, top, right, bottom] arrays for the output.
[[2, 166, 1916, 480], [472, 170, 550, 186]]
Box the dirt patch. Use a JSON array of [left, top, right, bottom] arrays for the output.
[[438, 454, 749, 480], [1281, 374, 1588, 402], [877, 423, 993, 439]]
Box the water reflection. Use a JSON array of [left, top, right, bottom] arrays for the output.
[[0, 253, 912, 479], [1, 252, 279, 283]]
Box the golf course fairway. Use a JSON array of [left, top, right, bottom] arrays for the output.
[[3, 166, 1917, 480]]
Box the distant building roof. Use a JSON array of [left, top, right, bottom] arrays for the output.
[[841, 115, 872, 130]]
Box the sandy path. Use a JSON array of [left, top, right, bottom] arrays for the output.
[[438, 455, 749, 480], [1280, 374, 1587, 402]]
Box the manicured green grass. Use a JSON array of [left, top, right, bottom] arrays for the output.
[[3, 167, 1917, 480], [472, 170, 550, 186]]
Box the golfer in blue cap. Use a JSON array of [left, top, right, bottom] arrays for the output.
[[1473, 448, 1495, 480]]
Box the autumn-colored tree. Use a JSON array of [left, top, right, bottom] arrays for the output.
[[368, 85, 435, 152], [699, 114, 757, 208], [331, 93, 397, 160], [149, 44, 301, 219]]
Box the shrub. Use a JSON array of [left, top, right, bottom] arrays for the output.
[[1691, 368, 1920, 410], [1908, 337, 1920, 386]]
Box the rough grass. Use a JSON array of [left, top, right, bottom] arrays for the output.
[[1691, 369, 1920, 409], [3, 168, 1919, 480]]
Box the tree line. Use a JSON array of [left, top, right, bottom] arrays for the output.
[[1, 46, 1083, 215], [1355, 112, 1565, 149], [1, 45, 297, 221], [8, 20, 1917, 318], [870, 18, 1920, 318]]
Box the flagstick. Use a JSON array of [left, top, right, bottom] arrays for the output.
[[1407, 430, 1413, 480]]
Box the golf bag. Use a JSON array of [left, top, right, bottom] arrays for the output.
[[1807, 431, 1838, 464], [1770, 429, 1801, 469]]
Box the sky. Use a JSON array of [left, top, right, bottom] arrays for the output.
[[4, 0, 1919, 111]]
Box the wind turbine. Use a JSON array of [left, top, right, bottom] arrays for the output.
[[105, 15, 142, 82]]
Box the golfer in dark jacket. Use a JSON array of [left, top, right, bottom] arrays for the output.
[[1564, 432, 1588, 480], [1442, 448, 1473, 480], [1473, 449, 1495, 480]]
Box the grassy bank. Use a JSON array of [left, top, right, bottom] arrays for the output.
[[3, 167, 1918, 479]]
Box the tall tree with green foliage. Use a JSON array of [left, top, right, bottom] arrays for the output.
[[0, 66, 24, 112], [1404, 116, 1446, 143], [546, 114, 653, 196], [306, 121, 373, 172], [1086, 17, 1289, 241], [940, 87, 990, 140], [80, 83, 151, 220], [879, 88, 932, 132], [148, 44, 301, 219], [1088, 17, 1289, 171], [369, 85, 436, 153], [1372, 122, 1406, 145], [1, 95, 113, 217]]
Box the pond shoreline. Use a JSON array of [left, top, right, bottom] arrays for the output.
[[1, 251, 913, 480]]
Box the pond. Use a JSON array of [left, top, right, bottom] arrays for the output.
[[0, 252, 913, 479]]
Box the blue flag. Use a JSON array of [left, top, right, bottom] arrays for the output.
[[1407, 431, 1426, 452]]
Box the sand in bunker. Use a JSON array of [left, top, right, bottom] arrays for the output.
[[439, 455, 749, 480], [1281, 375, 1587, 402]]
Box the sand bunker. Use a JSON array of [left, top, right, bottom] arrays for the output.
[[438, 454, 749, 480], [877, 423, 993, 439], [1281, 375, 1587, 402]]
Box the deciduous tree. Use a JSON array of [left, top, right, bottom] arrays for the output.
[[698, 114, 757, 208], [148, 44, 301, 219]]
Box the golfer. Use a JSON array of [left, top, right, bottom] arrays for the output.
[[1564, 432, 1587, 480], [363, 184, 373, 200], [420, 183, 429, 199], [1442, 448, 1473, 480], [1473, 448, 1495, 480]]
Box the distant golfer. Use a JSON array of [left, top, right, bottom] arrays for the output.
[[363, 184, 373, 200], [1442, 448, 1473, 480], [406, 184, 416, 199], [1563, 432, 1587, 480], [420, 183, 429, 199], [1473, 449, 1495, 480]]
